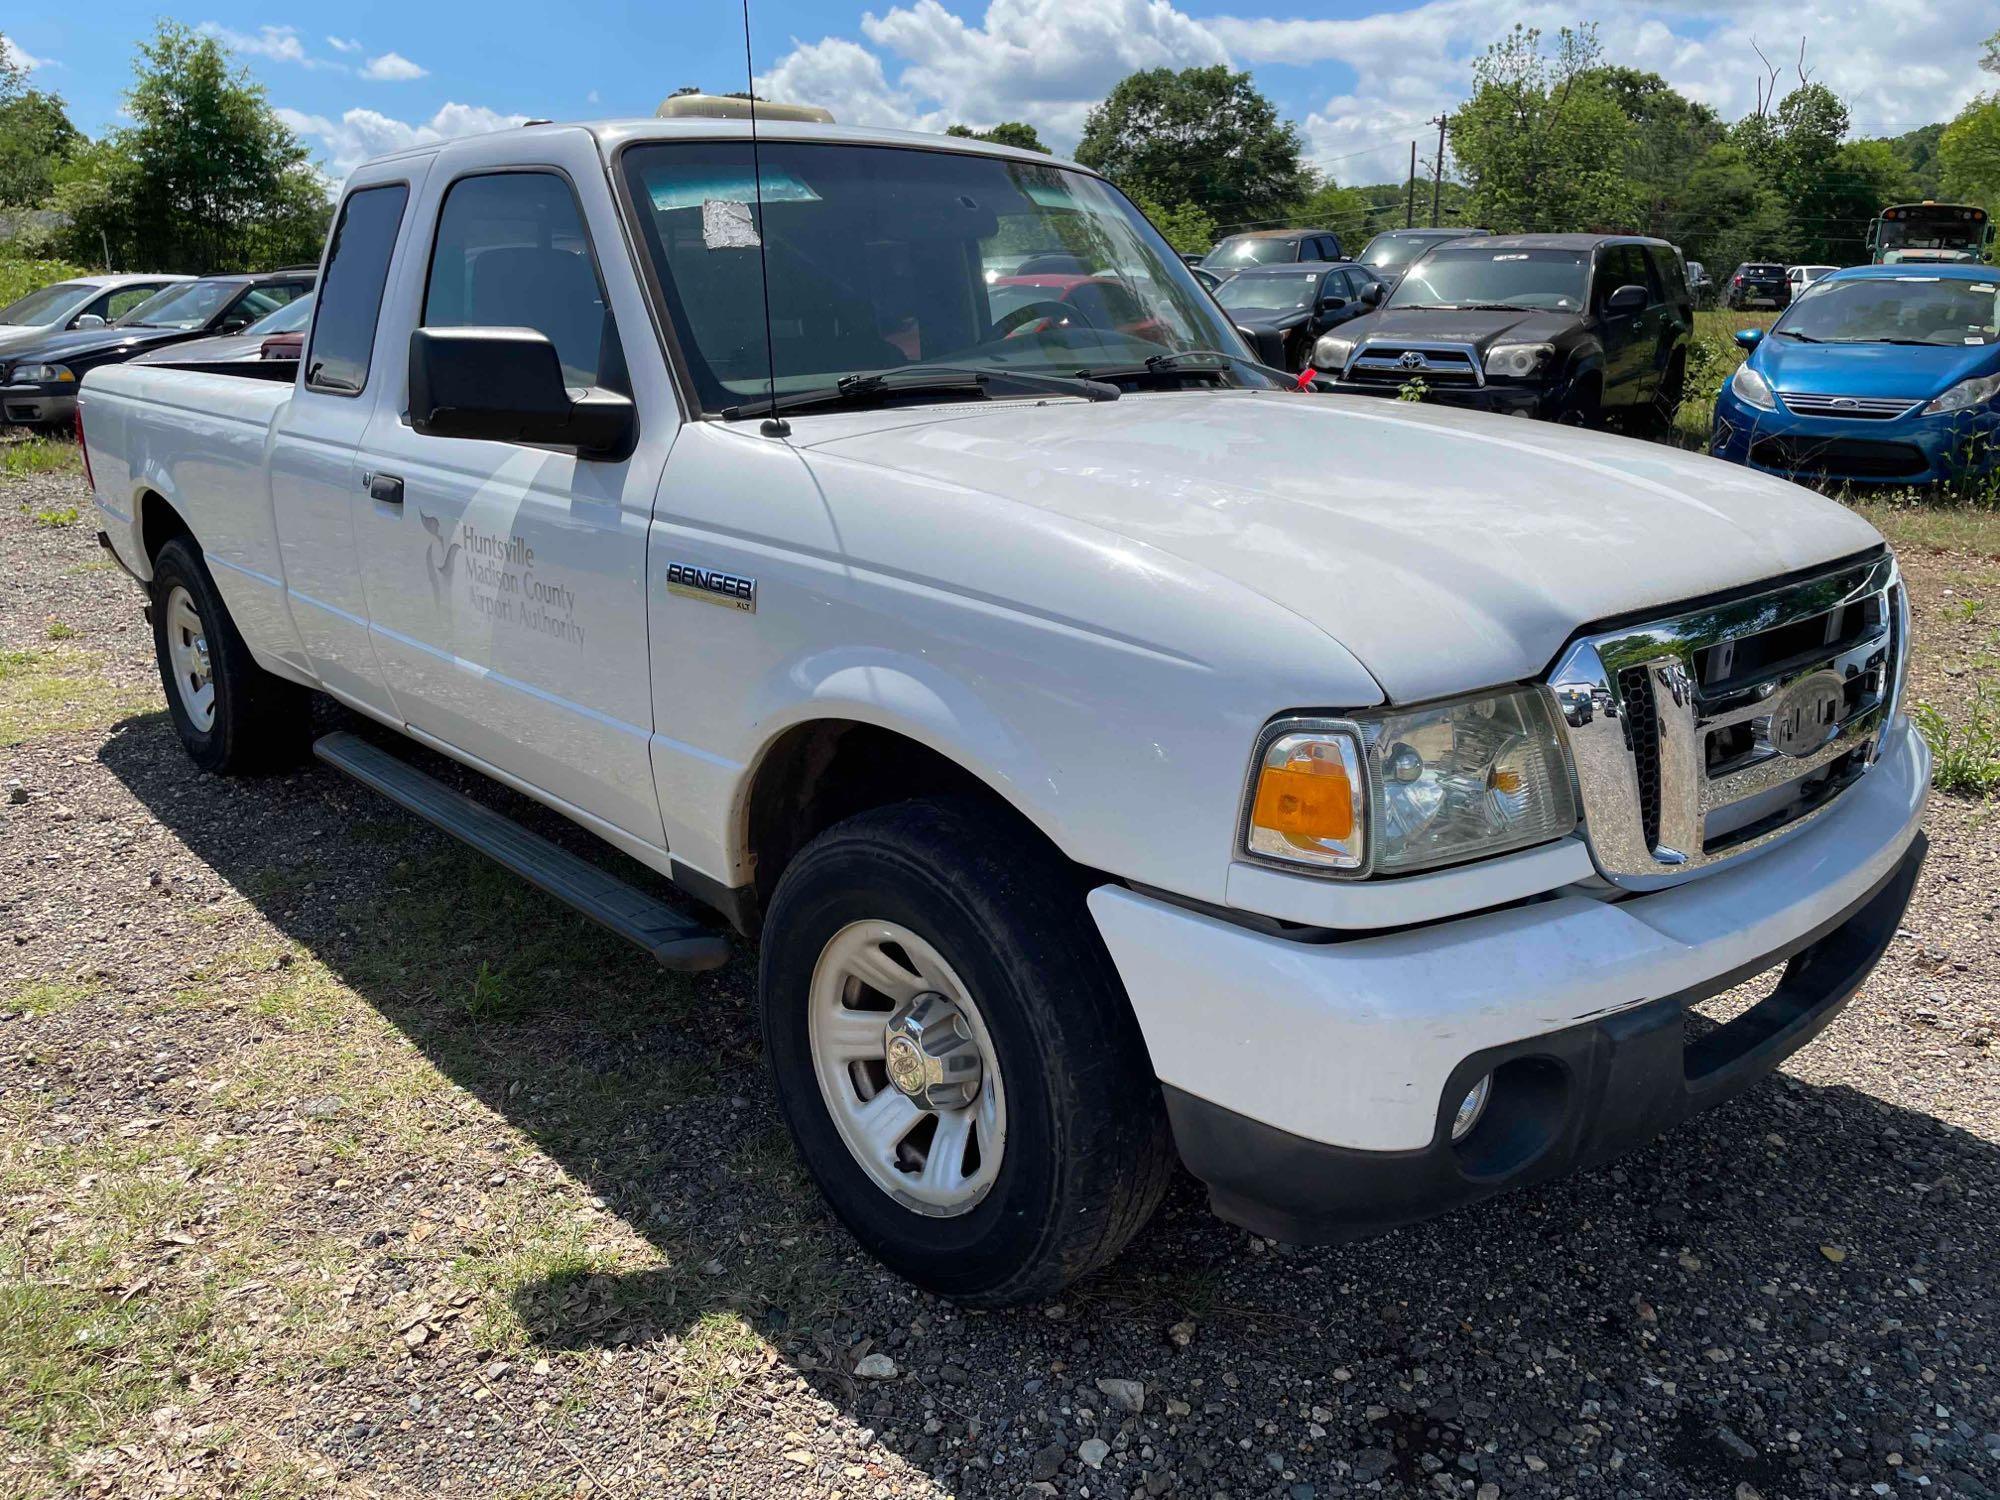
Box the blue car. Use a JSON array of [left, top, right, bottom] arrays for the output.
[[1710, 264, 2000, 486]]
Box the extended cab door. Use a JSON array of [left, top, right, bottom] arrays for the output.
[[269, 160, 428, 715], [350, 130, 679, 850]]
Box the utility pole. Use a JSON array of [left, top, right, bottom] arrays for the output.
[[1404, 140, 1417, 229], [1430, 115, 1449, 227]]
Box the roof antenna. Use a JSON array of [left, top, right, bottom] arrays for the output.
[[741, 0, 789, 438]]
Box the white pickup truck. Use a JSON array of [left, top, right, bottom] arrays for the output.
[[82, 109, 1928, 1307]]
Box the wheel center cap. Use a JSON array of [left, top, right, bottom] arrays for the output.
[[881, 991, 982, 1110]]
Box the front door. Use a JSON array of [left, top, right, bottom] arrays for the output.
[[1593, 245, 1651, 408], [351, 149, 674, 850]]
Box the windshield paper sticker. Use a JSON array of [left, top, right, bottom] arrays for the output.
[[702, 199, 760, 250]]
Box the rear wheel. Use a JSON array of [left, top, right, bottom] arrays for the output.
[[150, 536, 310, 774], [758, 797, 1173, 1306]]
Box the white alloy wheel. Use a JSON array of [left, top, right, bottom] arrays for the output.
[[163, 584, 216, 731], [807, 920, 1007, 1216]]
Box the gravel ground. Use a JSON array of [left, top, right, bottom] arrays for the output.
[[3, 452, 1998, 1500]]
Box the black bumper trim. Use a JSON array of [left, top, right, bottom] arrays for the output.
[[1166, 830, 1927, 1244]]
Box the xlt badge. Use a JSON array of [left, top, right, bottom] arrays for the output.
[[666, 561, 757, 613]]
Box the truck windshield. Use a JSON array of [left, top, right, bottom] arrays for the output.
[[1, 282, 93, 325], [1389, 247, 1587, 312], [1775, 276, 1999, 346], [621, 140, 1257, 414], [1216, 270, 1324, 316]]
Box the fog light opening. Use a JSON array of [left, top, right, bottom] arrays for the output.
[[1451, 1073, 1493, 1142]]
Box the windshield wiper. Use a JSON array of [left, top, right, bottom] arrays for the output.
[[1772, 329, 1821, 342], [720, 364, 1117, 420], [1076, 348, 1304, 387]]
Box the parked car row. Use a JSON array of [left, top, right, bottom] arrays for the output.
[[0, 268, 315, 428]]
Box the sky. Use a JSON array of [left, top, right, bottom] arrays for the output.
[[5, 0, 1992, 197]]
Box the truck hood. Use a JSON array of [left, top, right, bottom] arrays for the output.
[[794, 391, 1883, 704]]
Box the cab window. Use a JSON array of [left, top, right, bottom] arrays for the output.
[[307, 182, 410, 394], [422, 171, 622, 391]]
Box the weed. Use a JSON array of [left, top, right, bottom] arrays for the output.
[[45, 619, 76, 640], [5, 980, 95, 1018], [0, 436, 79, 479], [31, 504, 79, 527], [1914, 685, 2000, 797], [0, 647, 158, 746]]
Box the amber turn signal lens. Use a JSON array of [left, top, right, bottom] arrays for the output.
[[1252, 756, 1355, 844]]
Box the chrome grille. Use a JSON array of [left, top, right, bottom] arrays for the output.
[[1344, 341, 1483, 388], [1780, 392, 1921, 421], [1548, 553, 1904, 888]]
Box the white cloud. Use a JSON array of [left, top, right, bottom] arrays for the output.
[[199, 22, 308, 64], [759, 0, 1229, 145], [279, 102, 530, 179], [586, 89, 601, 105], [2, 35, 52, 71], [326, 36, 364, 54], [362, 51, 428, 82]]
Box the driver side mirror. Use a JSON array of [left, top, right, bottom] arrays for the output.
[[409, 326, 635, 460], [1605, 284, 1648, 317], [1734, 328, 1765, 350], [1318, 293, 1347, 312], [71, 313, 107, 331], [1360, 282, 1384, 307]]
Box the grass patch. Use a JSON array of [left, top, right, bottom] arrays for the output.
[[4, 979, 96, 1018], [45, 619, 76, 640], [1852, 499, 2000, 558], [0, 435, 79, 479], [31, 504, 79, 528], [0, 646, 158, 747], [1915, 685, 2000, 797]]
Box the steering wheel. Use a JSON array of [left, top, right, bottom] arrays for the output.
[[993, 299, 1099, 339]]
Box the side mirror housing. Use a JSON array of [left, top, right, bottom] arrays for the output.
[[71, 313, 107, 330], [408, 326, 635, 460], [1318, 294, 1347, 312], [1734, 328, 1765, 350], [1360, 282, 1384, 307], [1605, 284, 1648, 316]]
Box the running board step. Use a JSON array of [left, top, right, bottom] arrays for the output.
[[313, 731, 730, 972]]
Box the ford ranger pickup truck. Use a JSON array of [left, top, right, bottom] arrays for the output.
[[81, 111, 1929, 1308]]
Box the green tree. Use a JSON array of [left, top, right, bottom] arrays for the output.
[[1124, 192, 1216, 256], [1676, 142, 1785, 273], [1587, 66, 1723, 239], [1451, 26, 1640, 233], [945, 121, 1049, 154], [0, 31, 81, 207], [1075, 66, 1309, 225], [1941, 95, 2000, 217], [51, 22, 329, 272], [1292, 179, 1372, 245]]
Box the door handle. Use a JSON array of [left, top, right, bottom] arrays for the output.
[[365, 471, 404, 506]]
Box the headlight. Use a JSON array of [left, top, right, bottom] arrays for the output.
[[1923, 370, 2000, 415], [1243, 687, 1579, 877], [1729, 362, 1775, 411], [11, 363, 74, 384], [1314, 333, 1359, 372], [1484, 342, 1552, 378]]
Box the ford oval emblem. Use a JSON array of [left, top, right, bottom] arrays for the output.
[[1769, 670, 1845, 759], [1830, 397, 1857, 409]]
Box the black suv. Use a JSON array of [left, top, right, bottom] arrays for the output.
[[1725, 262, 1789, 311], [1215, 261, 1384, 371], [1314, 233, 1693, 431]]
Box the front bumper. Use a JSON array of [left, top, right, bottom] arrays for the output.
[[1329, 378, 1550, 416], [1089, 717, 1928, 1241], [1711, 389, 1999, 485], [1, 384, 77, 426]]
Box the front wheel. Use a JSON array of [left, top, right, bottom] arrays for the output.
[[758, 798, 1173, 1306], [150, 536, 310, 774]]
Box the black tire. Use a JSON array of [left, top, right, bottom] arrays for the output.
[[150, 536, 311, 774], [758, 797, 1174, 1307], [1554, 377, 1601, 428]]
